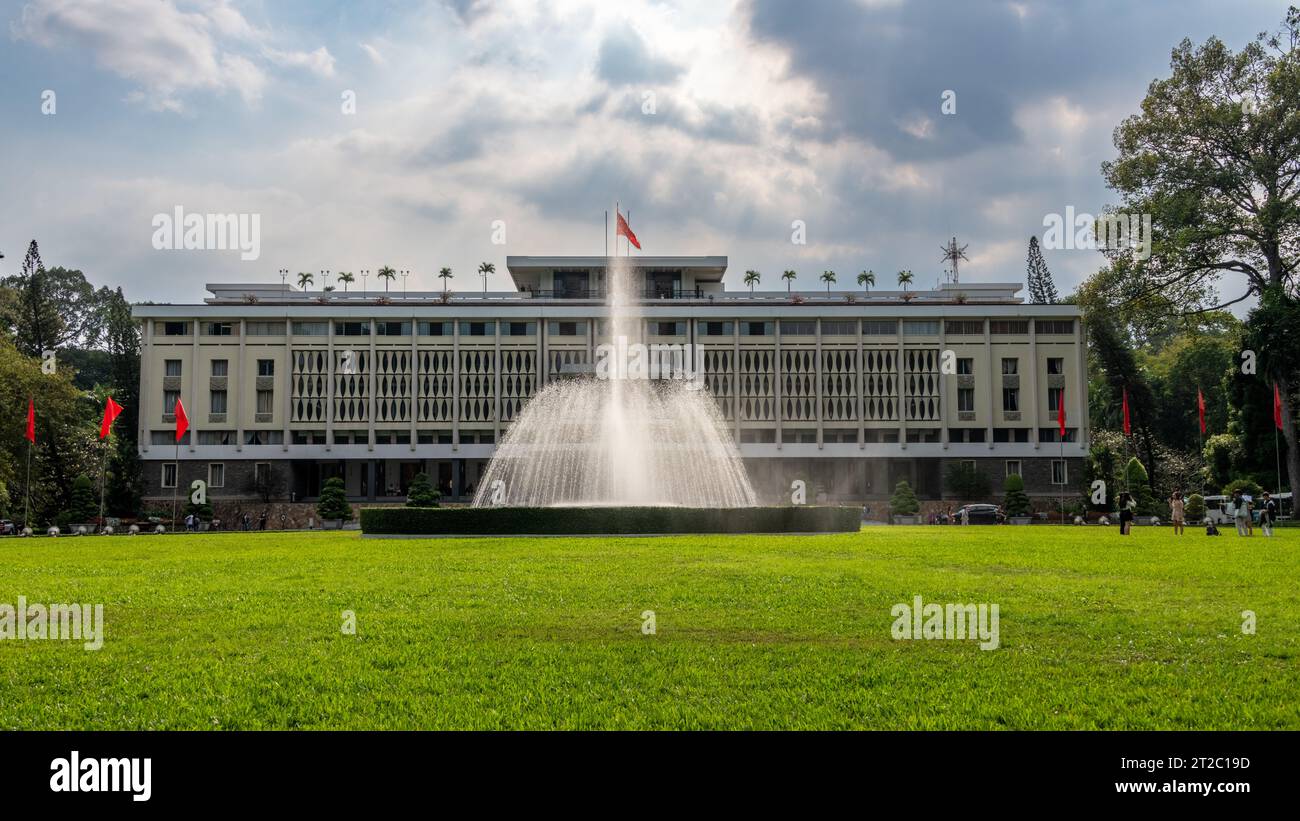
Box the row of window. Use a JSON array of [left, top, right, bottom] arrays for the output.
[[160, 461, 273, 489], [158, 318, 1077, 338], [165, 359, 274, 377]]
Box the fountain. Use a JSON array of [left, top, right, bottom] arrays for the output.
[[472, 257, 757, 508]]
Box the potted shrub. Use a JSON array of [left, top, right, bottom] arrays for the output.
[[1185, 492, 1207, 524], [890, 480, 921, 525], [183, 497, 214, 531], [1003, 474, 1032, 524], [405, 473, 441, 508], [316, 476, 353, 529]]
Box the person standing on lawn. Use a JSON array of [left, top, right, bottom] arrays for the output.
[[1231, 492, 1251, 536], [1118, 492, 1135, 535], [1260, 491, 1278, 537], [1170, 490, 1185, 536]]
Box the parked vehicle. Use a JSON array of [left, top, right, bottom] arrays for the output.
[[954, 504, 1001, 525], [0, 520, 15, 535], [1202, 492, 1292, 525]]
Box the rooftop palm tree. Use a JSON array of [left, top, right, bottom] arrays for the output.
[[377, 266, 397, 292], [438, 266, 453, 294], [743, 269, 761, 293], [897, 269, 913, 292], [857, 269, 875, 294], [336, 271, 355, 292], [478, 261, 495, 293], [820, 269, 837, 293], [296, 272, 313, 291], [781, 269, 797, 293]]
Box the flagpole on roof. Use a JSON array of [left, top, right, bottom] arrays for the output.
[[23, 397, 33, 533]]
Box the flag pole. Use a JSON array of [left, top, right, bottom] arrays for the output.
[[23, 439, 32, 532], [604, 210, 608, 258], [171, 437, 179, 533], [98, 434, 109, 532], [1060, 436, 1065, 525]]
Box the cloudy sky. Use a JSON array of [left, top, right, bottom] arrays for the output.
[[0, 0, 1288, 302]]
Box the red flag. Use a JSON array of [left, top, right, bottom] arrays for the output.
[[25, 398, 35, 443], [615, 210, 641, 250], [1121, 387, 1131, 436], [1275, 383, 1285, 431], [100, 396, 124, 439], [1057, 387, 1066, 438], [1197, 388, 1207, 435], [174, 397, 189, 442]]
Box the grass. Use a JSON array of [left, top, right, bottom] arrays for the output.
[[1, 526, 1297, 730]]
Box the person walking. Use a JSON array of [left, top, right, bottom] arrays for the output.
[[1118, 492, 1135, 535], [1260, 491, 1278, 537], [1169, 490, 1185, 536], [1232, 492, 1250, 536], [258, 510, 268, 531]]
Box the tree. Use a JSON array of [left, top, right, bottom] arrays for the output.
[[1185, 493, 1207, 522], [68, 475, 97, 523], [316, 476, 353, 521], [1125, 457, 1157, 515], [857, 269, 875, 294], [406, 473, 441, 507], [897, 269, 913, 291], [477, 262, 495, 293], [743, 269, 760, 293], [296, 272, 313, 290], [103, 287, 142, 517], [337, 272, 355, 292], [0, 243, 107, 356], [1099, 7, 1300, 501], [439, 267, 453, 294], [889, 480, 920, 517], [1003, 473, 1031, 517], [183, 495, 214, 522], [1222, 477, 1264, 498], [781, 269, 797, 293], [944, 462, 990, 499], [820, 270, 836, 292], [1025, 236, 1059, 304], [377, 266, 397, 293], [1203, 433, 1243, 491]]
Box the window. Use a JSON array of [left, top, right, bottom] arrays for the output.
[[152, 430, 189, 445], [418, 321, 452, 336], [376, 321, 412, 336], [1002, 387, 1020, 412], [335, 321, 370, 336], [741, 321, 773, 336], [903, 320, 940, 335], [161, 321, 189, 336], [821, 320, 857, 335], [1001, 358, 1018, 375], [993, 428, 1029, 443], [196, 430, 233, 445], [165, 359, 182, 377], [1005, 460, 1022, 477], [1051, 459, 1068, 485], [246, 321, 282, 336], [823, 428, 859, 443], [989, 320, 1028, 335], [210, 390, 227, 414], [503, 321, 536, 336], [699, 321, 733, 336], [1036, 320, 1075, 335], [945, 320, 984, 335], [957, 388, 975, 413], [256, 390, 274, 415], [779, 320, 816, 335], [257, 359, 274, 377], [208, 463, 225, 488], [1047, 386, 1064, 411], [254, 463, 271, 487], [545, 321, 583, 337], [245, 431, 284, 445], [1047, 357, 1064, 375], [204, 321, 234, 336], [462, 321, 498, 336], [862, 320, 896, 335], [781, 429, 817, 444], [906, 428, 941, 443], [650, 321, 684, 336], [163, 390, 180, 414], [161, 462, 177, 488], [1041, 428, 1077, 443], [957, 358, 973, 375], [291, 321, 328, 336], [739, 428, 776, 443], [950, 428, 986, 443], [211, 359, 228, 377]]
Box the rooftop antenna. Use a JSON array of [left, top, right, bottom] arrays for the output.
[[939, 236, 969, 284]]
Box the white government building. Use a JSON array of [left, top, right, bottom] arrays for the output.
[[133, 256, 1087, 509]]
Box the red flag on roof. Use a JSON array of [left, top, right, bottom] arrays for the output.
[[615, 210, 641, 250]]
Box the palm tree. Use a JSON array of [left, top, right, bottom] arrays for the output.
[[478, 261, 495, 293], [377, 266, 397, 292], [743, 269, 761, 293], [857, 269, 875, 294], [336, 271, 354, 292], [781, 269, 797, 293], [438, 266, 453, 294], [897, 269, 914, 292], [820, 269, 837, 293], [296, 272, 313, 291]]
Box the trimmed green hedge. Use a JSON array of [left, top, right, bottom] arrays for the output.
[[361, 505, 861, 535]]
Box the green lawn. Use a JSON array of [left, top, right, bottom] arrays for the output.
[[1, 526, 1297, 729]]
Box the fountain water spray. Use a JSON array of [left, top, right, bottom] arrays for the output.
[[472, 257, 756, 507]]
